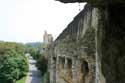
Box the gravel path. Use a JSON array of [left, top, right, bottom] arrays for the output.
[[25, 54, 41, 83]]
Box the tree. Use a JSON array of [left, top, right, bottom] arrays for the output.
[[0, 41, 28, 83], [36, 56, 48, 76], [25, 43, 42, 60]]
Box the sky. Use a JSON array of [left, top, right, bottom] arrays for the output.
[[0, 0, 86, 43]]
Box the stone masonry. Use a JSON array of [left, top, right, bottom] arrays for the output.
[[47, 0, 125, 83], [48, 4, 96, 83]]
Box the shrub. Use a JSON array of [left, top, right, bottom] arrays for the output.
[[36, 56, 48, 76]]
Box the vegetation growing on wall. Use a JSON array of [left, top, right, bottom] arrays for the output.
[[79, 27, 95, 56]]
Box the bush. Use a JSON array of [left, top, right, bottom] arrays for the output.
[[25, 45, 41, 60], [36, 56, 48, 76], [42, 72, 50, 83]]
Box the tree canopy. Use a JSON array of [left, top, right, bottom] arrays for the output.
[[0, 41, 28, 83]]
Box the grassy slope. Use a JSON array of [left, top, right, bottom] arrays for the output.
[[15, 76, 26, 83]]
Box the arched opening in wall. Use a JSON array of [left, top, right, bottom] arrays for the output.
[[53, 57, 56, 62], [66, 58, 73, 83], [52, 57, 56, 73], [58, 57, 66, 81], [67, 58, 72, 70], [60, 57, 65, 69], [52, 57, 56, 82], [80, 60, 89, 83]]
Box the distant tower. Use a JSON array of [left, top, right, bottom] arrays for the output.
[[43, 30, 48, 44], [43, 31, 53, 45], [43, 30, 53, 59]]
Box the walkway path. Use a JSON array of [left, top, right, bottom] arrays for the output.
[[25, 54, 41, 83]]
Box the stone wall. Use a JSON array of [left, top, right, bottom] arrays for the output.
[[96, 5, 125, 83], [48, 4, 97, 83], [47, 2, 125, 83]]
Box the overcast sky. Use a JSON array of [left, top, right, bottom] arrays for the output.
[[0, 0, 86, 43]]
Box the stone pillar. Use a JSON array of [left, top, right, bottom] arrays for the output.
[[72, 57, 77, 83], [86, 61, 95, 83], [56, 56, 59, 73], [50, 57, 56, 83], [64, 57, 68, 72], [56, 56, 59, 83], [95, 8, 107, 83]]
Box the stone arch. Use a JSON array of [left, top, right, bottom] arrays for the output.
[[79, 59, 89, 83], [81, 60, 89, 75], [67, 58, 73, 83], [53, 57, 56, 62], [60, 57, 65, 69], [58, 57, 65, 73], [67, 58, 72, 71]]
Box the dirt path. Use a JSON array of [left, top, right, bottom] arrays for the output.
[[25, 54, 41, 83]]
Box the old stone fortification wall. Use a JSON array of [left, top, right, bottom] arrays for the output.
[[48, 1, 125, 83], [96, 5, 125, 83], [48, 4, 98, 83]]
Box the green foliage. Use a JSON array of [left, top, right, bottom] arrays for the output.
[[25, 42, 42, 60], [0, 41, 25, 55], [36, 56, 48, 76], [0, 41, 28, 83], [15, 76, 26, 83], [79, 27, 95, 55], [42, 72, 50, 83], [25, 42, 43, 50]]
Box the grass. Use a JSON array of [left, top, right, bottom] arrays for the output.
[[15, 76, 27, 83], [41, 72, 49, 83]]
